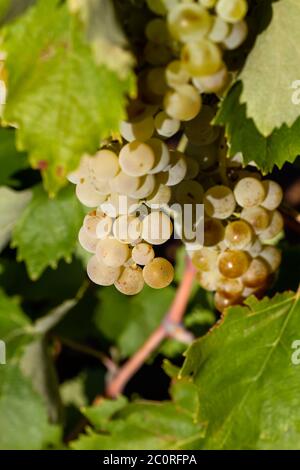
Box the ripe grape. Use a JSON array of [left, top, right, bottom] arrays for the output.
[[216, 0, 248, 23], [175, 180, 204, 205], [240, 206, 270, 233], [154, 111, 181, 138], [78, 227, 98, 254], [76, 178, 107, 208], [261, 180, 283, 211], [110, 171, 141, 195], [192, 247, 219, 271], [214, 291, 238, 313], [101, 193, 140, 218], [142, 211, 173, 245], [113, 215, 142, 244], [143, 257, 174, 289], [204, 217, 224, 246], [218, 249, 250, 278], [224, 220, 253, 249], [120, 116, 155, 142], [234, 177, 266, 208], [164, 151, 187, 186], [203, 185, 236, 219], [164, 85, 202, 122], [242, 257, 270, 288], [181, 39, 222, 77], [89, 150, 119, 180], [259, 246, 282, 273], [147, 138, 170, 174], [119, 141, 155, 177], [194, 66, 229, 94], [146, 183, 172, 207], [167, 3, 212, 43], [223, 20, 248, 50], [196, 269, 220, 291], [132, 243, 155, 266], [132, 174, 156, 199], [166, 60, 190, 88], [185, 156, 200, 180], [96, 238, 130, 268], [216, 277, 243, 299], [87, 255, 121, 286], [115, 265, 145, 295], [259, 210, 284, 241], [146, 18, 170, 44], [209, 16, 230, 43]]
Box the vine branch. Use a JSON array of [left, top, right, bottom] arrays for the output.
[[105, 257, 196, 398]]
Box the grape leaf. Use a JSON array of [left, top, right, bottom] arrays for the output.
[[0, 186, 32, 253], [181, 291, 300, 450], [214, 82, 300, 172], [2, 0, 135, 194], [72, 379, 206, 450], [0, 364, 60, 449], [12, 184, 84, 280], [94, 285, 175, 358], [240, 0, 300, 136], [0, 128, 28, 185]]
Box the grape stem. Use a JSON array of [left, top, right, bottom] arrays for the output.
[[105, 257, 196, 398]]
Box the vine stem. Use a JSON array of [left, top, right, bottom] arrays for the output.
[[105, 257, 196, 398]]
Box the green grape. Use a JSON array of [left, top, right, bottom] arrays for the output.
[[223, 20, 248, 49], [164, 150, 187, 186], [115, 265, 145, 295], [259, 210, 284, 241], [96, 238, 130, 268], [185, 156, 200, 180], [146, 18, 170, 44], [218, 249, 250, 278], [147, 138, 170, 173], [164, 85, 202, 121], [216, 277, 243, 299], [119, 141, 155, 177], [110, 171, 141, 195], [224, 220, 253, 249], [146, 0, 179, 15], [181, 39, 222, 77], [184, 105, 219, 145], [154, 111, 181, 138], [132, 174, 156, 199], [193, 66, 229, 93], [204, 217, 224, 246], [87, 255, 121, 286], [234, 177, 266, 208], [241, 206, 270, 233], [89, 150, 119, 181], [166, 60, 190, 88], [192, 247, 218, 271], [167, 3, 212, 43], [216, 0, 248, 23], [143, 257, 174, 289], [259, 246, 282, 273], [132, 243, 155, 266], [242, 257, 270, 288], [196, 269, 220, 291], [261, 180, 283, 211], [142, 211, 173, 245], [186, 142, 218, 170], [144, 41, 172, 66], [199, 0, 217, 7], [76, 178, 107, 208], [113, 215, 142, 244], [146, 183, 172, 207], [175, 180, 204, 204], [78, 227, 98, 254], [120, 115, 155, 142], [146, 67, 168, 97], [203, 185, 236, 219], [209, 16, 230, 43], [101, 194, 140, 218]]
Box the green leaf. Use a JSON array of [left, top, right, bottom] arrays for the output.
[[3, 0, 135, 194], [12, 184, 84, 280], [95, 285, 175, 358], [82, 396, 128, 429], [72, 379, 206, 450], [0, 186, 32, 253], [0, 129, 28, 185], [181, 292, 300, 450], [0, 0, 35, 25], [240, 0, 300, 136], [215, 82, 300, 172]]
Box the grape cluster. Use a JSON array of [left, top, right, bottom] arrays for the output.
[[192, 176, 283, 312]]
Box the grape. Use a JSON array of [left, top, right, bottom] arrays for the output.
[[199, 0, 217, 7], [166, 60, 190, 88], [224, 220, 253, 249], [240, 206, 270, 233], [147, 138, 170, 174], [216, 277, 243, 299], [113, 215, 142, 244], [96, 238, 130, 268], [67, 155, 91, 184], [83, 211, 101, 238], [120, 116, 155, 142], [146, 19, 170, 44], [132, 243, 155, 266], [242, 257, 270, 288], [192, 247, 218, 271], [164, 150, 187, 186], [115, 265, 145, 295], [184, 105, 219, 145], [209, 16, 230, 43], [261, 180, 283, 211], [218, 249, 250, 278], [78, 227, 98, 254], [76, 178, 107, 208], [143, 257, 174, 289], [96, 213, 113, 240], [247, 238, 263, 258], [223, 20, 248, 50], [146, 67, 168, 97], [196, 269, 220, 291], [175, 180, 204, 205], [203, 185, 236, 219], [119, 141, 155, 177], [146, 0, 179, 15], [214, 291, 238, 313], [164, 85, 202, 122], [216, 0, 248, 23], [144, 41, 172, 66], [101, 194, 140, 218], [185, 156, 200, 180], [167, 3, 212, 43], [89, 174, 111, 195], [142, 211, 173, 245], [259, 246, 282, 273], [204, 217, 224, 246], [132, 174, 156, 199], [110, 171, 141, 195], [146, 183, 172, 207], [259, 210, 284, 241], [193, 66, 229, 94], [89, 150, 119, 181], [154, 111, 181, 138], [87, 255, 121, 286], [234, 177, 266, 208], [181, 39, 222, 77]]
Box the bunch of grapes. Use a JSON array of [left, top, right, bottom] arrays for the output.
[[68, 0, 284, 311]]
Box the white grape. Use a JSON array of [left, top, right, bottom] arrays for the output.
[[87, 255, 121, 286], [167, 3, 212, 43], [76, 178, 107, 208], [96, 238, 130, 268], [78, 227, 98, 254], [120, 116, 155, 142], [261, 180, 283, 211], [132, 174, 156, 199], [143, 257, 174, 289], [164, 85, 202, 122], [110, 171, 141, 195], [154, 111, 181, 139], [223, 20, 248, 49], [164, 150, 187, 186], [119, 141, 155, 177], [234, 177, 266, 208], [181, 39, 222, 77], [132, 243, 155, 266], [203, 185, 236, 219], [166, 60, 190, 88], [89, 150, 119, 181], [115, 265, 145, 295], [113, 215, 142, 244], [142, 211, 173, 245], [147, 138, 170, 174], [216, 0, 248, 23]]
